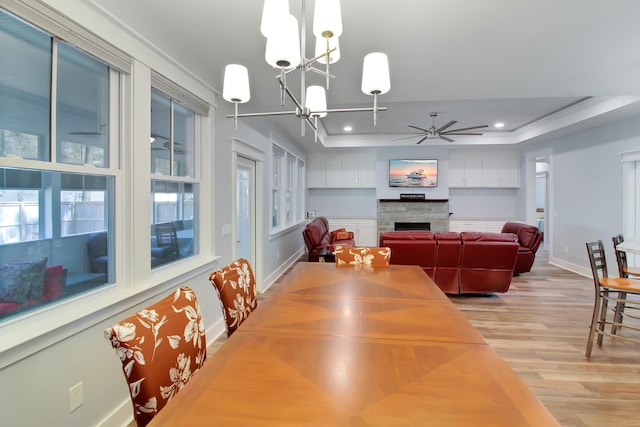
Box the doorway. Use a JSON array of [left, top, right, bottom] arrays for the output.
[[235, 156, 256, 265]]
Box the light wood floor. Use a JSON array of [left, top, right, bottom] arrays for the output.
[[136, 251, 640, 427]]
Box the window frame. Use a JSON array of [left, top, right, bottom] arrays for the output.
[[270, 142, 306, 235]]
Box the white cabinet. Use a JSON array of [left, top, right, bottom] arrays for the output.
[[449, 220, 487, 232], [449, 220, 509, 233], [449, 158, 482, 187], [449, 153, 520, 188], [308, 154, 376, 188], [481, 158, 520, 188], [307, 158, 327, 187], [328, 218, 377, 246]]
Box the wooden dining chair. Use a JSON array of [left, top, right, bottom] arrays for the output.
[[611, 234, 640, 334], [209, 258, 258, 337], [334, 246, 391, 267], [585, 240, 640, 358], [104, 286, 207, 426]]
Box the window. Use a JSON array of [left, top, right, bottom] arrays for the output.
[[297, 159, 305, 222], [150, 88, 199, 268], [0, 9, 120, 320], [270, 143, 305, 232], [286, 154, 295, 224], [272, 146, 283, 228]]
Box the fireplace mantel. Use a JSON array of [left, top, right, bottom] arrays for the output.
[[379, 199, 449, 203]]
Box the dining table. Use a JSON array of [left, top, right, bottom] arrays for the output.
[[150, 263, 559, 426]]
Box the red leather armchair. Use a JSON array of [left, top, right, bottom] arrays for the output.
[[303, 217, 355, 262], [500, 222, 543, 274]]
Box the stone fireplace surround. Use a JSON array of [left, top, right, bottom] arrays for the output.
[[377, 199, 450, 234]]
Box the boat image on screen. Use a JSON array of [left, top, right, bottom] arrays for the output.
[[389, 159, 438, 187]]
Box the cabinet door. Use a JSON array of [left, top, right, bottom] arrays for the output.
[[500, 158, 520, 187], [356, 225, 377, 246], [464, 159, 483, 187], [449, 159, 482, 187], [341, 159, 358, 187], [307, 158, 326, 188], [449, 159, 466, 187], [357, 159, 376, 187], [325, 159, 343, 187]]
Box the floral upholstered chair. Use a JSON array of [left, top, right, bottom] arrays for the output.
[[104, 286, 206, 427], [209, 258, 258, 337], [335, 246, 391, 267]]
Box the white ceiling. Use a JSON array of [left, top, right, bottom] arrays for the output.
[[89, 0, 640, 150]]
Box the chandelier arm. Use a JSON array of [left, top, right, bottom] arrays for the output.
[[307, 66, 336, 79], [325, 106, 388, 113], [225, 110, 298, 118]]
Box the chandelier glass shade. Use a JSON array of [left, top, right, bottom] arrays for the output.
[[223, 0, 390, 140]]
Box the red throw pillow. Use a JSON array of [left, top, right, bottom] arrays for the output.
[[331, 228, 347, 240], [334, 231, 350, 240]]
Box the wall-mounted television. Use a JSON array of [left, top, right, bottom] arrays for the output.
[[389, 159, 438, 188]]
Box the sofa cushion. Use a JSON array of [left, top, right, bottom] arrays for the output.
[[434, 232, 461, 241], [379, 231, 435, 241], [0, 257, 47, 304], [517, 227, 539, 248], [306, 221, 326, 247], [461, 232, 517, 242]]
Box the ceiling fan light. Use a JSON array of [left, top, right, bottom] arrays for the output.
[[361, 52, 390, 95], [305, 85, 327, 118], [223, 64, 250, 103], [265, 14, 301, 69], [260, 0, 289, 38], [313, 0, 342, 39], [315, 36, 340, 64]]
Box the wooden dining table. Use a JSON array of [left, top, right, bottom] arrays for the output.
[[150, 263, 559, 426]]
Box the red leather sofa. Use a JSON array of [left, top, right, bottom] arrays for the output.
[[303, 217, 355, 262], [500, 222, 543, 274], [379, 231, 519, 294]]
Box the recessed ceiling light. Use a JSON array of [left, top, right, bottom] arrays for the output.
[[344, 126, 353, 132], [494, 122, 505, 128]]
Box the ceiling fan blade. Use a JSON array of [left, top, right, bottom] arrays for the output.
[[436, 120, 457, 132], [444, 132, 484, 136], [391, 134, 423, 142], [439, 135, 454, 142], [407, 124, 430, 133], [441, 125, 488, 134], [416, 135, 429, 145]]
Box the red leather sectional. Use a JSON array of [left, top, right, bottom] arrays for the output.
[[379, 230, 519, 294]]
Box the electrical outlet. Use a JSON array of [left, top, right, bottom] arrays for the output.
[[69, 382, 83, 413]]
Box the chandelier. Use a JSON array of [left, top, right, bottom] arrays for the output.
[[222, 0, 391, 141]]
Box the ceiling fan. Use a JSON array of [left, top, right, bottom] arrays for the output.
[[398, 112, 488, 144]]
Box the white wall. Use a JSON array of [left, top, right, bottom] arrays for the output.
[[0, 2, 303, 426], [523, 114, 640, 273]]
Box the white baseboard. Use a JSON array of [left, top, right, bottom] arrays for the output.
[[548, 256, 591, 278], [262, 249, 304, 293]]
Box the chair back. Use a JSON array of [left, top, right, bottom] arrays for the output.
[[209, 258, 258, 337], [612, 234, 629, 278], [104, 286, 206, 427], [335, 246, 391, 267], [586, 240, 609, 288], [155, 222, 180, 260]]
